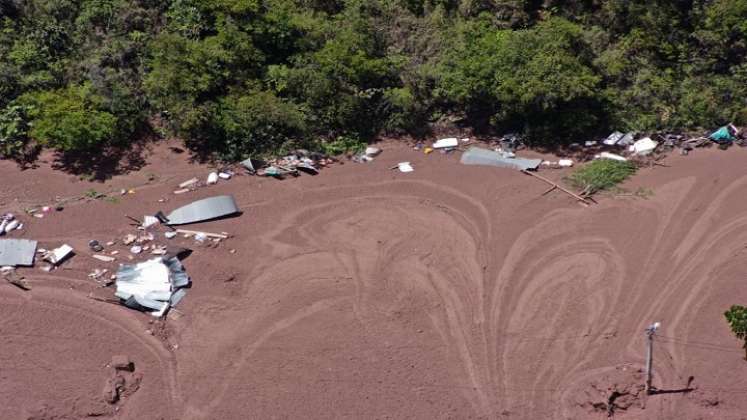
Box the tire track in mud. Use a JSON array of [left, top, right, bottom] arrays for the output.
[[177, 179, 500, 418], [0, 285, 177, 419]]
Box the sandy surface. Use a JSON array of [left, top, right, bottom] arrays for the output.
[[2, 140, 747, 419]]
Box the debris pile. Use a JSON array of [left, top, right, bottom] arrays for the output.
[[0, 213, 22, 236], [115, 256, 190, 317], [250, 149, 333, 178]]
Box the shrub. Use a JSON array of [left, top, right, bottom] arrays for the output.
[[319, 135, 366, 156], [19, 86, 117, 153], [567, 159, 637, 194], [725, 305, 747, 360], [0, 104, 33, 158]]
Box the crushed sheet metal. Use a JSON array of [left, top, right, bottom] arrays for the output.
[[164, 195, 239, 225], [460, 147, 542, 171], [116, 256, 191, 316], [0, 239, 37, 266]]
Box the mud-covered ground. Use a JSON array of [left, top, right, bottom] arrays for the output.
[[1, 140, 746, 419]]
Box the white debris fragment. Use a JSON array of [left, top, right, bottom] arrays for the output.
[[143, 215, 160, 228], [164, 231, 177, 239], [93, 254, 116, 262], [365, 147, 382, 157], [218, 172, 232, 180], [130, 245, 143, 254], [44, 244, 74, 266], [433, 138, 458, 149], [629, 137, 658, 156], [558, 159, 574, 167], [206, 172, 219, 185], [178, 178, 198, 188], [397, 162, 414, 173], [596, 152, 628, 162]]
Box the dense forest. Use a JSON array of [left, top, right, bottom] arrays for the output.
[[1, 0, 746, 165]]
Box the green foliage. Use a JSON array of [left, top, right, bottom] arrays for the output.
[[0, 104, 33, 158], [567, 160, 637, 194], [1, 0, 746, 168], [19, 85, 117, 153], [725, 305, 747, 359], [319, 135, 366, 156], [210, 90, 307, 160]]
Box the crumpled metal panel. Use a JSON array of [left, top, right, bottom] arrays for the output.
[[165, 195, 239, 225], [460, 147, 542, 171], [0, 239, 37, 266]]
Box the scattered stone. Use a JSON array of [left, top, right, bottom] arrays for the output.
[[123, 234, 137, 246]]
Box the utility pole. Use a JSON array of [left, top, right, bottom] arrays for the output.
[[645, 322, 660, 394]]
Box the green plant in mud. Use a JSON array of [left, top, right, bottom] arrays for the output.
[[319, 135, 366, 156], [567, 159, 637, 195], [725, 305, 747, 360]]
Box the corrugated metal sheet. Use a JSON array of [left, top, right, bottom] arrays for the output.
[[460, 147, 542, 171], [0, 239, 37, 266], [165, 195, 239, 225]]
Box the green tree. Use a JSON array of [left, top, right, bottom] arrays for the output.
[[19, 85, 116, 153], [725, 305, 747, 360]]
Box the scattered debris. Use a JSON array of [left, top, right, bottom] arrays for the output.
[[460, 147, 542, 171], [93, 254, 116, 262], [111, 355, 134, 372], [142, 215, 160, 228], [44, 244, 74, 266], [173, 188, 190, 195], [0, 213, 22, 236], [596, 152, 628, 162], [164, 231, 177, 239], [3, 268, 30, 290], [433, 138, 458, 149], [218, 171, 232, 180], [558, 159, 574, 167], [89, 240, 104, 252], [207, 172, 219, 185], [629, 137, 658, 155], [241, 158, 264, 174], [365, 147, 381, 157], [709, 124, 738, 143], [175, 229, 228, 239], [115, 256, 191, 316], [397, 162, 414, 173], [160, 195, 239, 226], [130, 246, 143, 254], [178, 178, 199, 188], [123, 234, 137, 245]]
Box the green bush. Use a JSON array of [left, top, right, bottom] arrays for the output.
[[209, 90, 307, 160], [19, 86, 117, 153], [567, 159, 638, 194], [0, 104, 33, 158], [319, 135, 366, 156]]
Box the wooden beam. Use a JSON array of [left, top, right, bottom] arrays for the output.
[[521, 170, 591, 206]]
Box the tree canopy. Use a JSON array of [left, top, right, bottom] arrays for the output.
[[1, 0, 746, 162]]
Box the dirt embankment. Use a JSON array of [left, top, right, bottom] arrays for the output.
[[1, 140, 747, 419]]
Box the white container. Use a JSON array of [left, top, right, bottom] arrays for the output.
[[207, 172, 219, 185]]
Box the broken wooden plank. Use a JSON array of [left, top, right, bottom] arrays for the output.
[[175, 229, 229, 239], [521, 170, 591, 206]]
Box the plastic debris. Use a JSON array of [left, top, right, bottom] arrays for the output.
[[130, 246, 143, 254], [115, 256, 191, 316], [143, 215, 160, 228], [0, 239, 38, 266], [603, 131, 624, 146], [93, 254, 116, 262], [558, 159, 574, 167], [164, 231, 177, 239], [709, 124, 738, 143], [218, 172, 232, 180], [629, 137, 658, 155], [44, 244, 74, 266], [433, 138, 458, 149], [397, 162, 414, 173], [89, 240, 104, 252], [207, 172, 219, 185], [365, 147, 381, 157], [161, 195, 239, 226], [178, 178, 199, 188], [123, 234, 137, 245], [460, 147, 542, 171], [596, 152, 628, 162]]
